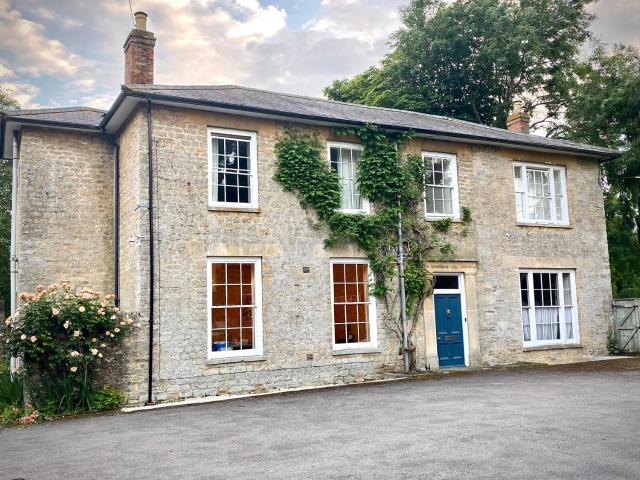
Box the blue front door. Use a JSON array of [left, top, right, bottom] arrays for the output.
[[435, 294, 465, 367]]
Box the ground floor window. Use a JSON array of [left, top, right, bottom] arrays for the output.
[[519, 270, 579, 346], [208, 257, 263, 358], [331, 259, 377, 350]]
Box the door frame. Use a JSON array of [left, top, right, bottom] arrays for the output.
[[433, 273, 469, 367]]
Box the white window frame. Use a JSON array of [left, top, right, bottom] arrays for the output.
[[207, 257, 263, 359], [422, 152, 461, 220], [207, 127, 259, 209], [330, 258, 378, 351], [327, 141, 370, 214], [513, 161, 569, 225], [519, 269, 580, 347]]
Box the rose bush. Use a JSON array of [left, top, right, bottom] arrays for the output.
[[0, 283, 132, 413]]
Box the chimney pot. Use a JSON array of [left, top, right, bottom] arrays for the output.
[[134, 11, 148, 31], [507, 100, 530, 134], [124, 12, 156, 84]]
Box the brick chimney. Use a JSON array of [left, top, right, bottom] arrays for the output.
[[123, 11, 156, 84], [506, 101, 530, 134]]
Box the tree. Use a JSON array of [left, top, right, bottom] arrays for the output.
[[324, 0, 594, 128], [557, 45, 640, 297], [0, 88, 19, 316]]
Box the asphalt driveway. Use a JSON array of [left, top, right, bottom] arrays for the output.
[[2, 362, 640, 480]]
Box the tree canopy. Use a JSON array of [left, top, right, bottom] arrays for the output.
[[324, 0, 594, 128], [559, 45, 640, 297]]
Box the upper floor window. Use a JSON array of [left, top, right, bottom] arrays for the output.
[[208, 257, 263, 359], [208, 127, 258, 208], [519, 270, 579, 347], [513, 162, 568, 225], [423, 152, 460, 219], [330, 259, 377, 351], [328, 142, 369, 214]]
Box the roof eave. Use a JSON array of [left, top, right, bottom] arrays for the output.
[[3, 116, 102, 132], [105, 89, 621, 161]]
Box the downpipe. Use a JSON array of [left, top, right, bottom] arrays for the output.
[[146, 99, 155, 405], [9, 130, 19, 375]]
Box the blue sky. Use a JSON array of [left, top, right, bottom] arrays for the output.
[[0, 0, 638, 110]]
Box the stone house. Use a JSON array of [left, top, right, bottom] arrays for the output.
[[0, 13, 619, 405]]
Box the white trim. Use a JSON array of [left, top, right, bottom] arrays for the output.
[[207, 127, 259, 209], [433, 273, 469, 367], [422, 152, 461, 220], [330, 258, 378, 351], [513, 161, 569, 226], [519, 269, 580, 348], [326, 141, 370, 214], [206, 257, 263, 360]]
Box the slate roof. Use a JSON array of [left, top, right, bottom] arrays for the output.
[[2, 86, 620, 159], [3, 107, 105, 129], [119, 84, 619, 159]]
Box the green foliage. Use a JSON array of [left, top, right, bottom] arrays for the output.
[[607, 327, 620, 356], [324, 0, 593, 128], [0, 284, 133, 413], [0, 364, 23, 408], [432, 218, 452, 232], [557, 45, 640, 298], [0, 405, 21, 426], [90, 385, 126, 412], [0, 85, 18, 315], [462, 207, 472, 224], [0, 87, 19, 111], [274, 127, 465, 366], [274, 130, 341, 221]]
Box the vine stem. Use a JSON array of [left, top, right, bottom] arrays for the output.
[[397, 207, 410, 373]]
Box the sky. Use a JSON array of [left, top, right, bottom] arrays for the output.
[[0, 0, 639, 111]]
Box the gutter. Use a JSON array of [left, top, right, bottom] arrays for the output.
[[104, 89, 620, 161], [145, 99, 155, 405], [2, 116, 101, 132]]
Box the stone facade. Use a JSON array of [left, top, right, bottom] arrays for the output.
[[15, 103, 613, 405], [17, 127, 114, 295]]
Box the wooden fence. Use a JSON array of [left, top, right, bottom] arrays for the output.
[[612, 299, 640, 353]]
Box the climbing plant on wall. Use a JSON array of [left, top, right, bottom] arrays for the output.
[[274, 126, 470, 371]]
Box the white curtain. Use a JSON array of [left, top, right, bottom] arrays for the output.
[[536, 306, 560, 340], [522, 308, 531, 341]]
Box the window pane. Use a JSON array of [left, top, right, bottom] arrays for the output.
[[212, 308, 225, 329], [213, 283, 226, 305], [331, 146, 365, 211], [227, 264, 241, 284], [332, 262, 372, 346], [211, 134, 253, 205], [520, 273, 529, 307], [210, 261, 257, 354], [435, 275, 459, 290]]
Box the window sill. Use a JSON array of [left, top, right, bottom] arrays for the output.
[[516, 222, 571, 229], [425, 216, 462, 222], [208, 206, 261, 213], [522, 343, 582, 352], [332, 348, 381, 356], [206, 355, 266, 365]]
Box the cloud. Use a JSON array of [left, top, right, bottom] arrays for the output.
[[3, 0, 637, 111], [0, 0, 92, 77], [589, 0, 640, 48], [0, 81, 41, 108]]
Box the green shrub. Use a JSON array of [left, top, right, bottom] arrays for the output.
[[0, 366, 23, 408], [90, 385, 126, 412], [0, 284, 132, 413], [0, 405, 21, 426]]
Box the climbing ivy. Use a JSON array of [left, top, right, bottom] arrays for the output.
[[274, 125, 470, 370]]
